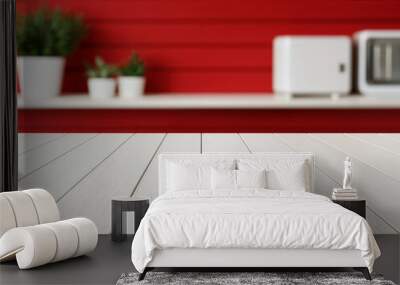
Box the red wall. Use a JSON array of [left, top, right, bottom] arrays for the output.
[[18, 0, 400, 94]]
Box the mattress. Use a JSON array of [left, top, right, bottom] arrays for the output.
[[131, 189, 380, 273]]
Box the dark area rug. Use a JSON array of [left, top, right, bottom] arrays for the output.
[[116, 272, 396, 285]]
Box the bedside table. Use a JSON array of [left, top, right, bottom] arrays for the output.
[[332, 199, 366, 218], [111, 197, 149, 242]]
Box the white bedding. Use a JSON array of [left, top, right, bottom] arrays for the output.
[[131, 190, 380, 273]]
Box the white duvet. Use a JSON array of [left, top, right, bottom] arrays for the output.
[[131, 190, 380, 273]]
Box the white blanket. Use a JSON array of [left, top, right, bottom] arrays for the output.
[[131, 190, 380, 272]]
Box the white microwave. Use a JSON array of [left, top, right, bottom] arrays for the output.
[[273, 36, 352, 97], [356, 30, 400, 96]]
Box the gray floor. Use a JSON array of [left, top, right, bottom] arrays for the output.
[[1, 235, 398, 285], [0, 235, 133, 285]]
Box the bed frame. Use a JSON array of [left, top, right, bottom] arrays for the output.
[[140, 248, 371, 280], [138, 153, 372, 281]]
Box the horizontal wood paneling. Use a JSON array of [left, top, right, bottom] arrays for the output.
[[18, 109, 400, 133], [61, 70, 272, 93], [16, 0, 32, 14], [37, 0, 400, 21], [83, 22, 400, 47], [24, 0, 400, 93], [66, 47, 271, 69]]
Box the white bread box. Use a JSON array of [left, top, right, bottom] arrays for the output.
[[273, 36, 352, 97]]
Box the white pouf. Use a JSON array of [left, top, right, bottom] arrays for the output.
[[0, 189, 98, 269]]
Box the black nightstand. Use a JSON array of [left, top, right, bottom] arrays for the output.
[[111, 197, 149, 242], [332, 199, 366, 218]]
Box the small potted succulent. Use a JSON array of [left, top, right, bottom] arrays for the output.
[[86, 57, 118, 99], [17, 8, 85, 101], [118, 52, 145, 98]]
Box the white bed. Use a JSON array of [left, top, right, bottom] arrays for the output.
[[131, 153, 380, 280]]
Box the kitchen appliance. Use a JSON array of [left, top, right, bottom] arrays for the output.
[[273, 36, 352, 97], [356, 30, 400, 96]]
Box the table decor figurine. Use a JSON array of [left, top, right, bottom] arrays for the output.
[[343, 156, 352, 189], [332, 157, 358, 200]]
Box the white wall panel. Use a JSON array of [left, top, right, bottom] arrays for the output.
[[57, 134, 165, 234], [276, 134, 399, 233], [240, 133, 395, 233], [384, 134, 400, 142], [312, 165, 394, 234], [133, 134, 201, 201], [316, 134, 400, 183], [19, 134, 131, 201], [17, 133, 400, 235], [202, 134, 249, 153], [366, 209, 398, 234], [18, 133, 64, 155], [240, 133, 291, 153], [241, 134, 335, 196], [18, 134, 96, 179], [350, 134, 400, 155]]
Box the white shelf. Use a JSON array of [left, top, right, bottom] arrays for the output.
[[17, 93, 400, 109]]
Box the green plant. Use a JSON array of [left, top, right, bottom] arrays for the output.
[[119, 52, 145, 76], [16, 8, 86, 56], [86, 57, 118, 78]]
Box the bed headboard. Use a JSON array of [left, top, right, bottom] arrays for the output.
[[158, 152, 315, 195]]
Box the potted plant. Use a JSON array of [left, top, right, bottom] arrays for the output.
[[118, 52, 145, 98], [16, 8, 85, 102], [86, 57, 118, 99]]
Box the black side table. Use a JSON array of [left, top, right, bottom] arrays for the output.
[[332, 199, 366, 218], [112, 197, 149, 242]]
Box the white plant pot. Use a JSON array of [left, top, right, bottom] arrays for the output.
[[17, 56, 65, 102], [118, 76, 145, 98], [88, 78, 116, 99]]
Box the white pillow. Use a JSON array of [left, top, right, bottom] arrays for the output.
[[211, 168, 268, 190], [167, 162, 211, 191], [237, 159, 309, 192], [211, 168, 236, 190], [237, 169, 267, 189], [165, 159, 236, 192]]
